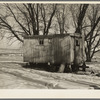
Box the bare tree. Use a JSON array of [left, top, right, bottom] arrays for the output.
[[0, 3, 57, 42], [0, 4, 23, 42], [70, 4, 100, 62], [40, 4, 57, 35], [55, 4, 66, 34], [70, 4, 89, 33], [75, 4, 89, 34], [84, 5, 100, 62]]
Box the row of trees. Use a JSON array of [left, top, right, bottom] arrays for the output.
[[0, 3, 99, 62]]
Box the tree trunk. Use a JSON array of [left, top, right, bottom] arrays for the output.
[[75, 4, 89, 34], [86, 56, 91, 62], [86, 52, 92, 62], [85, 42, 92, 62]]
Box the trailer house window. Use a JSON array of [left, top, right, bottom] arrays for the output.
[[39, 39, 44, 45], [76, 40, 80, 46]]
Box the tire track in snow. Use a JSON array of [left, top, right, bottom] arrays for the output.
[[0, 63, 100, 89], [0, 69, 64, 89]]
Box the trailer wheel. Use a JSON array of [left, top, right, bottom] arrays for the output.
[[71, 64, 79, 72], [82, 62, 86, 72], [64, 64, 72, 73], [48, 64, 57, 72], [71, 65, 75, 72]]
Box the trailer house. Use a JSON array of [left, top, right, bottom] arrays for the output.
[[23, 33, 86, 72]]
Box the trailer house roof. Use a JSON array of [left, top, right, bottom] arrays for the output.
[[23, 33, 82, 39]]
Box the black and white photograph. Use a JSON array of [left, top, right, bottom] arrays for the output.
[[0, 2, 100, 90]]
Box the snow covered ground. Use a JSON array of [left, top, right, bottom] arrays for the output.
[[0, 54, 100, 89]]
